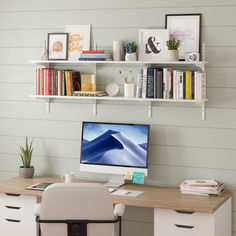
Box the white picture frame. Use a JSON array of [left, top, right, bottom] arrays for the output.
[[48, 33, 68, 60], [138, 29, 169, 61], [65, 25, 91, 61]]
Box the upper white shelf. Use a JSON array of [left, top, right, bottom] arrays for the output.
[[30, 60, 208, 68]]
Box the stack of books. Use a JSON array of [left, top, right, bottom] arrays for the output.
[[136, 68, 206, 100], [180, 179, 224, 196], [79, 50, 112, 61]]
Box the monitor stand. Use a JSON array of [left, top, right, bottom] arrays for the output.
[[104, 174, 124, 188]]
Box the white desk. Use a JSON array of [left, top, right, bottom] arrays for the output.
[[0, 176, 232, 236]]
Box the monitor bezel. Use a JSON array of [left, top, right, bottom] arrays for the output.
[[80, 121, 149, 169]]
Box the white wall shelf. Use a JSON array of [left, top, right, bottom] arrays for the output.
[[31, 55, 208, 120], [30, 60, 208, 71], [30, 95, 208, 120]]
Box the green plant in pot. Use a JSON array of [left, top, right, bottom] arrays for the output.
[[19, 137, 34, 178], [124, 42, 137, 61], [166, 37, 181, 61]]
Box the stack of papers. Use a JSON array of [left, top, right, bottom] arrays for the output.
[[180, 179, 224, 196]]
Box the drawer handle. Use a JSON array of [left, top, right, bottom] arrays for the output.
[[6, 193, 21, 197], [175, 224, 194, 229], [175, 210, 194, 214], [5, 205, 21, 210], [5, 218, 21, 223]]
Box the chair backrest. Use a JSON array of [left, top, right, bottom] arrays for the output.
[[39, 183, 115, 236]]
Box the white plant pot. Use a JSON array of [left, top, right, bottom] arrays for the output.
[[125, 52, 137, 61], [168, 50, 179, 61]]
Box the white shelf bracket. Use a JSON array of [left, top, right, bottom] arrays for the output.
[[93, 100, 97, 116], [148, 101, 152, 118], [201, 102, 206, 120], [46, 98, 50, 113]]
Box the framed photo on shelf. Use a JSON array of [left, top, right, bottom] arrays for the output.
[[165, 14, 202, 61], [48, 33, 68, 60], [138, 29, 169, 61], [65, 25, 91, 61]]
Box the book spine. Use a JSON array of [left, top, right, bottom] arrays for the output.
[[194, 71, 198, 100], [43, 69, 46, 95], [176, 71, 180, 99], [62, 71, 65, 96], [80, 55, 106, 58], [183, 72, 186, 99], [147, 68, 155, 98], [156, 69, 163, 99], [200, 72, 207, 100], [39, 68, 43, 95], [79, 58, 106, 61], [49, 69, 52, 95], [189, 71, 193, 99], [53, 70, 57, 95], [142, 68, 147, 98], [65, 71, 69, 95], [36, 68, 39, 95], [45, 68, 49, 95], [51, 69, 54, 96], [136, 69, 143, 98], [168, 71, 173, 99], [153, 68, 156, 98], [192, 71, 195, 100], [82, 50, 104, 54], [70, 72, 74, 95], [179, 71, 184, 99], [173, 70, 177, 99], [163, 68, 169, 99], [58, 70, 61, 96], [185, 71, 190, 99]]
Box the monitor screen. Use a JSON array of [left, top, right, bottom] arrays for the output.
[[80, 122, 149, 168]]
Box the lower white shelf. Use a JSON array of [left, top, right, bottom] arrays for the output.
[[30, 95, 208, 120]]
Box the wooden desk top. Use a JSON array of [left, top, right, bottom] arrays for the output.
[[0, 176, 231, 214]]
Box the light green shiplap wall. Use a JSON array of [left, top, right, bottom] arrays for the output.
[[0, 0, 236, 235]]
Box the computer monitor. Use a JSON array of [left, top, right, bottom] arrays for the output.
[[80, 121, 149, 187]]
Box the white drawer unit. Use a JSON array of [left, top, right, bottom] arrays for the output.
[[154, 198, 232, 236], [0, 192, 37, 236]]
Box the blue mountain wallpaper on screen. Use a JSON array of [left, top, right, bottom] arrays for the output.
[[81, 123, 149, 167]]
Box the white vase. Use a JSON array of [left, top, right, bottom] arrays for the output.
[[125, 52, 137, 61], [41, 40, 48, 61], [168, 50, 179, 61]]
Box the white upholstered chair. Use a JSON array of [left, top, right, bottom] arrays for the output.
[[34, 183, 125, 236]]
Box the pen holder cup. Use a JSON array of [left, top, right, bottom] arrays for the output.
[[124, 83, 134, 98]]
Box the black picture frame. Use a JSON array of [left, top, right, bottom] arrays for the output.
[[165, 13, 202, 61], [47, 33, 69, 60]]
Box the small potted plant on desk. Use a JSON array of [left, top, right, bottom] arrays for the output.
[[125, 42, 137, 61], [19, 137, 34, 178], [166, 37, 181, 61]]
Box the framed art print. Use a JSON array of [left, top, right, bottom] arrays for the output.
[[65, 25, 91, 61], [165, 14, 202, 60], [138, 29, 169, 61], [48, 33, 68, 60]]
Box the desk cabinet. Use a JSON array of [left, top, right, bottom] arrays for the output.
[[154, 198, 232, 236], [0, 193, 37, 236]]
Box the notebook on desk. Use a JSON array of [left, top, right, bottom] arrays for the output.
[[26, 182, 53, 191], [111, 189, 144, 197]]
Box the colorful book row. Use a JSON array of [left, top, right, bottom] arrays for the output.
[[136, 68, 206, 100], [36, 68, 81, 96]]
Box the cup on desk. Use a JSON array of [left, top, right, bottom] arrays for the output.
[[61, 172, 74, 183]]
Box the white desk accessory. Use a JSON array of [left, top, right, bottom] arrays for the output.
[[111, 189, 144, 197]]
